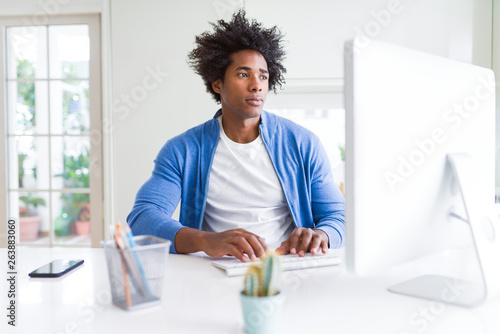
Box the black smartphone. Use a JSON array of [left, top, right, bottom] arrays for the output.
[[29, 259, 84, 278]]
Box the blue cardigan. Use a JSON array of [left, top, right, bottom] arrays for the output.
[[127, 110, 345, 253]]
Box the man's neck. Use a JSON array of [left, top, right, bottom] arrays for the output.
[[221, 113, 261, 143]]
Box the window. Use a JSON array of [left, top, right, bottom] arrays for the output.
[[0, 15, 102, 247]]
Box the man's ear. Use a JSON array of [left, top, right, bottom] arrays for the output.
[[212, 79, 222, 94]]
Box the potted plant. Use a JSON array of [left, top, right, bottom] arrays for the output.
[[240, 251, 284, 334], [74, 202, 91, 235], [56, 148, 90, 236], [19, 194, 46, 241]]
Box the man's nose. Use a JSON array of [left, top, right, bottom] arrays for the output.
[[249, 75, 263, 92]]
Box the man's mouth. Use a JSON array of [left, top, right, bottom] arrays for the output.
[[245, 98, 263, 106]]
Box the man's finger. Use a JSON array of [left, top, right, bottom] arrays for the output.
[[321, 238, 329, 253], [308, 234, 322, 255], [275, 240, 289, 255], [247, 235, 267, 258], [235, 229, 267, 256], [289, 228, 303, 255], [275, 246, 287, 255], [227, 245, 247, 262], [297, 228, 313, 256], [234, 236, 257, 261], [312, 229, 329, 254]]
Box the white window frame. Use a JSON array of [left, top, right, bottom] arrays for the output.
[[0, 14, 104, 247]]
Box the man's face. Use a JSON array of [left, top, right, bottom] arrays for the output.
[[212, 49, 269, 121]]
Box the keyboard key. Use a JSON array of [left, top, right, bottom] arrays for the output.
[[211, 251, 341, 277]]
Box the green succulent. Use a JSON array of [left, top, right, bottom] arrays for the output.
[[243, 251, 282, 297]]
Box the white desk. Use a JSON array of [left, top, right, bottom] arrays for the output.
[[2, 247, 500, 334]]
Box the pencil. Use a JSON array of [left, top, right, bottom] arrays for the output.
[[121, 256, 132, 307]]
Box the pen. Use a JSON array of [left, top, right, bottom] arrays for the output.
[[124, 224, 137, 248], [117, 221, 153, 297]]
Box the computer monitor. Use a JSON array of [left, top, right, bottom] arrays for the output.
[[344, 37, 500, 306]]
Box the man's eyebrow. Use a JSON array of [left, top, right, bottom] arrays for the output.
[[234, 66, 269, 73]]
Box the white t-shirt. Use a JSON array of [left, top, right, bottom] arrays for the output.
[[202, 116, 295, 249]]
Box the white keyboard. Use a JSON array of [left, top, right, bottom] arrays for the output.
[[211, 252, 341, 277]]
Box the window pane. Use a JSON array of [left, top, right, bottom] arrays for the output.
[[269, 108, 346, 194], [6, 26, 48, 79], [11, 191, 50, 243], [49, 25, 89, 79], [51, 137, 90, 189], [53, 192, 91, 246], [269, 109, 345, 167], [8, 136, 50, 190], [50, 80, 90, 134], [7, 81, 49, 135]]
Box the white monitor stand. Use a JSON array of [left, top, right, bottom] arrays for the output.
[[388, 153, 500, 307]]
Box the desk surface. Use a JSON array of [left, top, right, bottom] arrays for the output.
[[2, 247, 500, 334]]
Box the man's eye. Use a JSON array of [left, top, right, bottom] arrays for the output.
[[238, 73, 248, 77], [260, 75, 268, 80]]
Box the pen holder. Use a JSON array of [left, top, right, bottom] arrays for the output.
[[102, 235, 171, 311]]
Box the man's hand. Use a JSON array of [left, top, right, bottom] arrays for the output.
[[200, 228, 267, 262], [275, 227, 329, 256]]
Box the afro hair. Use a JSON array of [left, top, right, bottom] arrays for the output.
[[187, 10, 287, 103]]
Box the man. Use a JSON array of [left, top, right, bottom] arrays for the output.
[[127, 11, 345, 262]]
